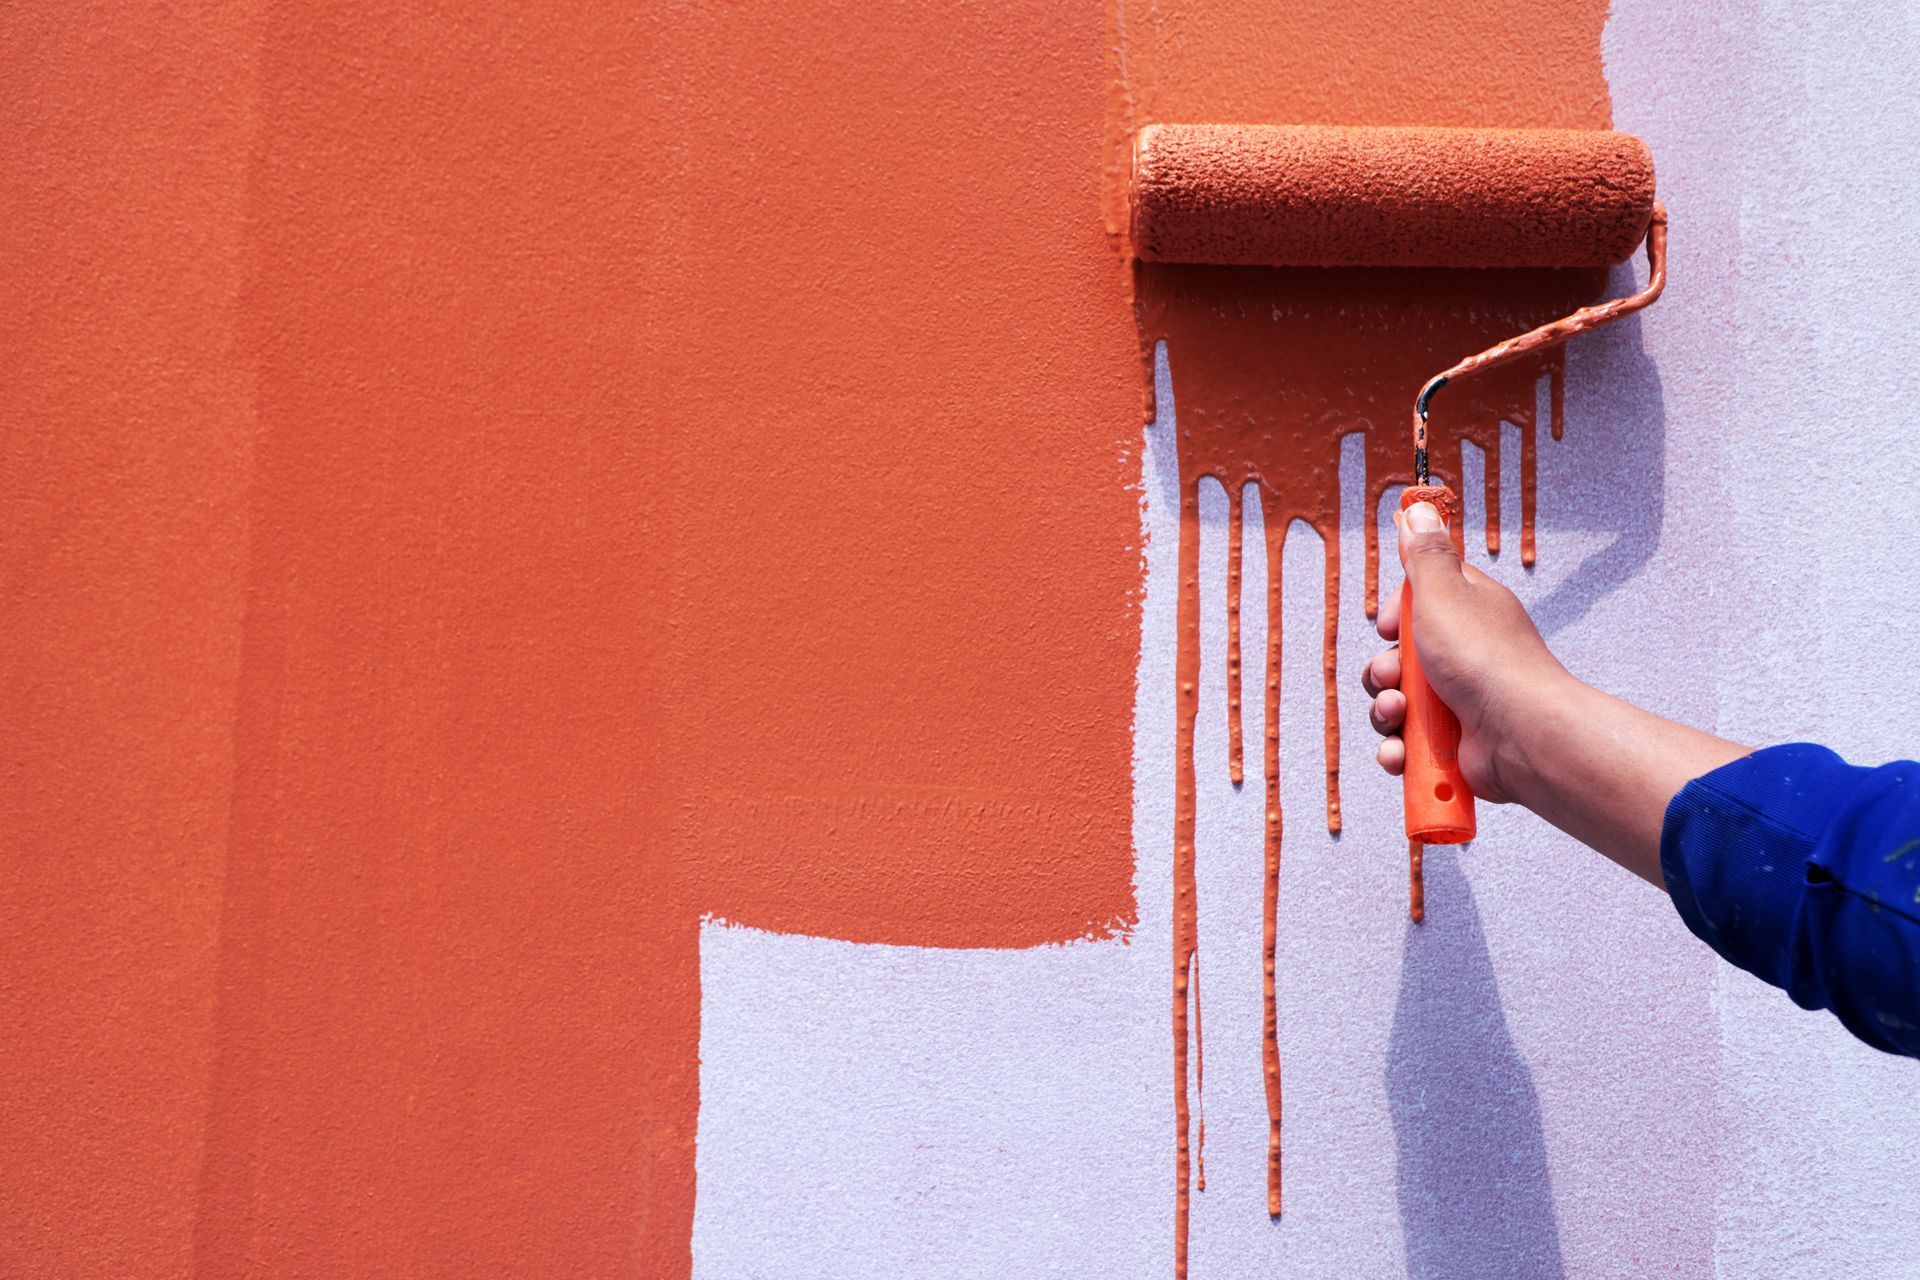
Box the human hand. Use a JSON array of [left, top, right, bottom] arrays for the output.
[[1360, 499, 1574, 806]]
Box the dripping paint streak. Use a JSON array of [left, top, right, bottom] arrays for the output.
[[1486, 429, 1503, 556], [1523, 390, 1541, 567], [1190, 950, 1207, 1191], [1409, 839, 1426, 924], [1551, 341, 1569, 440], [1142, 272, 1588, 1271], [1319, 526, 1342, 835], [1227, 486, 1245, 786], [1172, 479, 1202, 1280], [1364, 468, 1386, 621], [1262, 510, 1285, 1218], [1106, 3, 1615, 1266]]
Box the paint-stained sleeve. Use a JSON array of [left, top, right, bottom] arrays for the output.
[[1661, 743, 1920, 1058]]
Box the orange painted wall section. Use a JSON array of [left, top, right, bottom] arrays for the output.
[[4, 2, 1140, 1276], [653, 3, 1142, 947], [3, 2, 254, 1274]]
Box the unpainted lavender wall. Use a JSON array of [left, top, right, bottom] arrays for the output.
[[693, 1, 1920, 1274]]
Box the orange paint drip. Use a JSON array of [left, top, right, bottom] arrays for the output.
[[1486, 430, 1504, 556], [1099, 8, 1623, 1251], [1172, 479, 1202, 1280], [1227, 486, 1246, 786], [1190, 950, 1207, 1192], [1135, 188, 1664, 1266], [1141, 260, 1592, 1250], [1321, 533, 1343, 836], [1523, 408, 1541, 567], [1261, 513, 1286, 1218], [1409, 839, 1427, 924]]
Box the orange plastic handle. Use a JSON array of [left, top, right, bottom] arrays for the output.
[[1398, 488, 1475, 844]]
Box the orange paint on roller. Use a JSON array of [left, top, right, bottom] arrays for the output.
[[1133, 124, 1656, 269]]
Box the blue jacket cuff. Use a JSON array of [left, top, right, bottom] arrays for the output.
[[1659, 743, 1869, 991]]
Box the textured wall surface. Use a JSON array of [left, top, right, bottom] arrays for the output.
[[1606, 1, 1920, 1274], [5, 1, 1917, 1278]]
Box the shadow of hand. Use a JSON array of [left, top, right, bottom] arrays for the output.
[[1388, 849, 1566, 1280]]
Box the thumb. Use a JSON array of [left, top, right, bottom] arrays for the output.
[[1398, 498, 1465, 597]]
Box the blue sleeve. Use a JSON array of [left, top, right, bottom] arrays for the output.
[[1661, 743, 1920, 1058]]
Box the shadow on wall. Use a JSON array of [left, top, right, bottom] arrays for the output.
[[1388, 848, 1566, 1280], [1529, 261, 1668, 640]]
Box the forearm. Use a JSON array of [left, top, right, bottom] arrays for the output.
[[1497, 675, 1749, 886]]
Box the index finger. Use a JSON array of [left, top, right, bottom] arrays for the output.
[[1376, 576, 1400, 642]]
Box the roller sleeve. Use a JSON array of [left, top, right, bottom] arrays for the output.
[[1131, 123, 1655, 269]]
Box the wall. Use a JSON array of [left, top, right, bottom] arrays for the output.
[[4, 1, 1917, 1277]]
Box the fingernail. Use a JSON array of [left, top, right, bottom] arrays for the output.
[[1406, 501, 1444, 533]]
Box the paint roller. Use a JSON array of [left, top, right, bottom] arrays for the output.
[[1129, 122, 1667, 845]]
